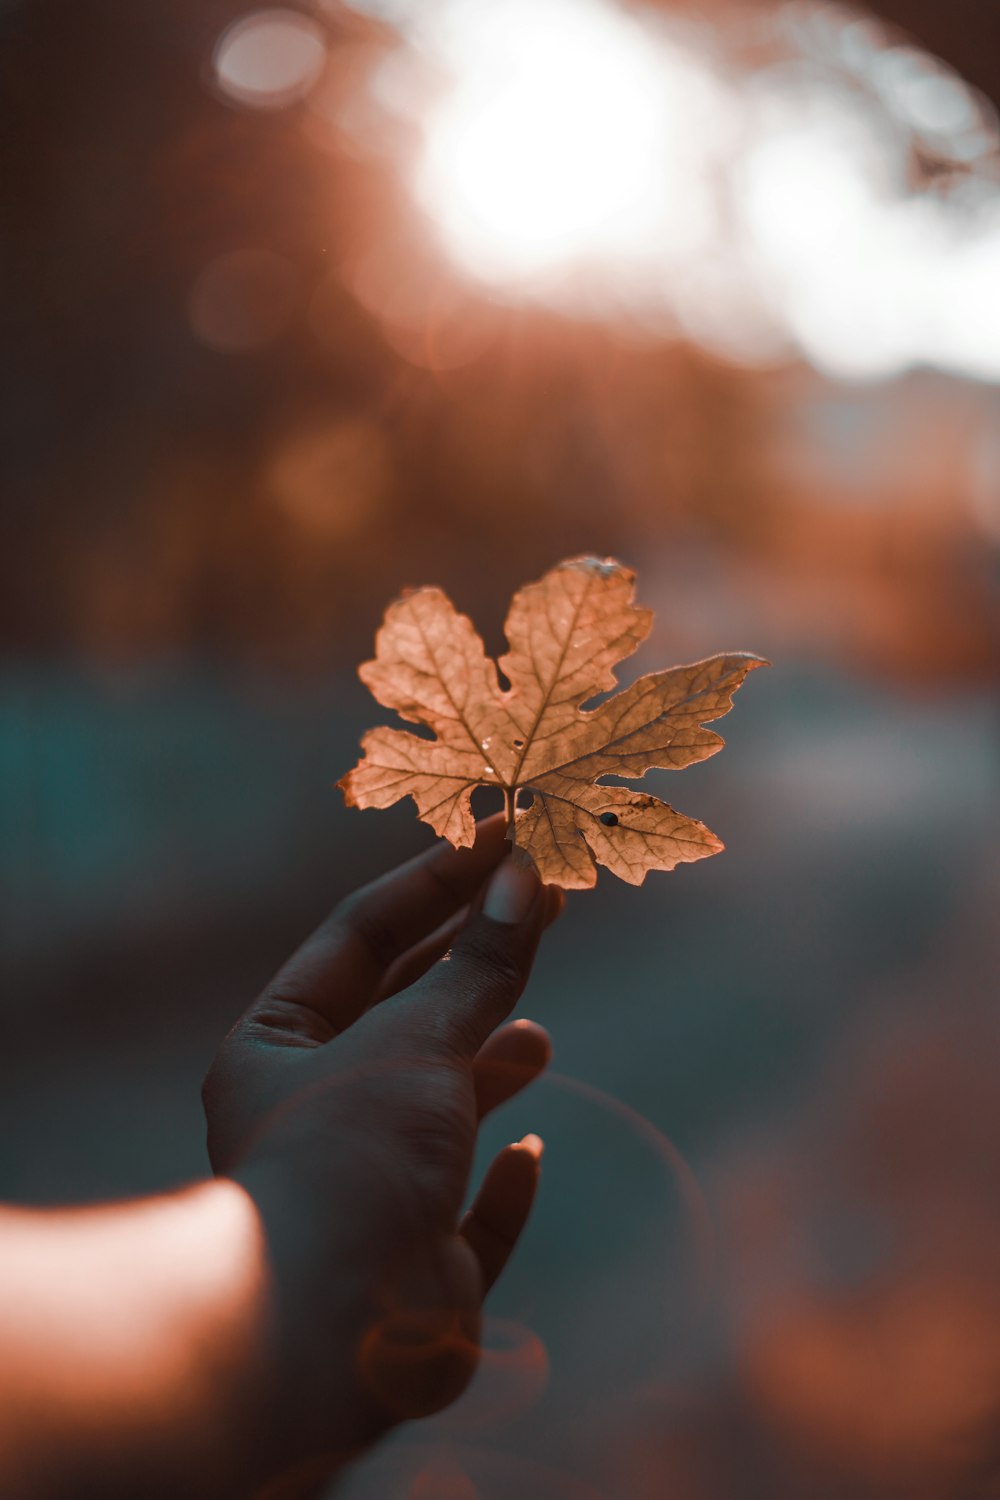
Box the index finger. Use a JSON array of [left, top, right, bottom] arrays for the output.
[[251, 813, 510, 1040]]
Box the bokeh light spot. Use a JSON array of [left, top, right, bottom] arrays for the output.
[[436, 1316, 549, 1434], [359, 1306, 479, 1419], [406, 1455, 479, 1499], [344, 235, 498, 371], [188, 248, 297, 353], [335, 1440, 611, 1500], [212, 10, 327, 111], [873, 47, 981, 140], [267, 416, 391, 537]]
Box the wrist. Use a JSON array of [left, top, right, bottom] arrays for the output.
[[231, 1154, 394, 1483]]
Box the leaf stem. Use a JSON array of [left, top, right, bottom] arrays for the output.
[[503, 785, 516, 843]]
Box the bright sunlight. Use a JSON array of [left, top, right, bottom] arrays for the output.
[[415, 0, 679, 285], [334, 0, 1000, 384]]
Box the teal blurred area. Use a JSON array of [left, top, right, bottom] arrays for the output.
[[2, 0, 1000, 1495], [2, 657, 995, 1200], [0, 666, 369, 973]]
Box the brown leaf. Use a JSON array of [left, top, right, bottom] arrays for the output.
[[340, 557, 768, 888]]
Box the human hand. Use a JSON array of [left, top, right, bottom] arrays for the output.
[[202, 815, 561, 1489]]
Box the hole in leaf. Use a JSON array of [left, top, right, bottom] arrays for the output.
[[600, 812, 619, 826], [517, 790, 534, 810], [513, 738, 524, 748]]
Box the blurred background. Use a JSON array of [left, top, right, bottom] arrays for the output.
[[1, 0, 999, 1495]]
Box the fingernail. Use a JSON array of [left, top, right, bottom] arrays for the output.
[[513, 1133, 544, 1160], [482, 857, 540, 924]]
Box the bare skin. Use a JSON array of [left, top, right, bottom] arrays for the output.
[[0, 815, 559, 1499], [203, 811, 562, 1494]]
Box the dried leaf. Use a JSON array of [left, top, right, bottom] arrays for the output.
[[340, 557, 768, 888]]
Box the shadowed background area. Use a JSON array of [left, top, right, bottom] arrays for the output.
[[2, 0, 999, 1496]]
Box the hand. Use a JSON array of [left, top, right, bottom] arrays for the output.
[[202, 815, 561, 1490]]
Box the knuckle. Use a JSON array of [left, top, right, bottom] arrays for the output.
[[359, 1055, 474, 1199], [401, 1072, 470, 1156], [247, 986, 332, 1046], [422, 856, 465, 908], [332, 892, 405, 970], [453, 928, 526, 1000], [407, 929, 527, 1056], [413, 1003, 482, 1062], [406, 1118, 474, 1198]]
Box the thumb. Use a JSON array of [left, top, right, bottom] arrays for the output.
[[389, 857, 549, 1059]]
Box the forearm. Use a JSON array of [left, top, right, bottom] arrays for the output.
[[0, 1180, 272, 1500]]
